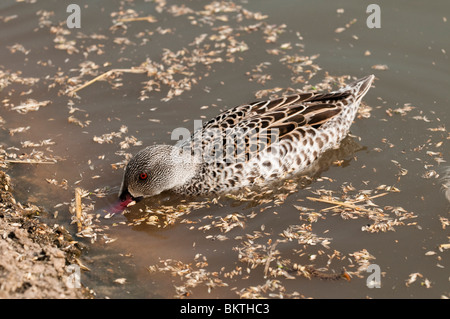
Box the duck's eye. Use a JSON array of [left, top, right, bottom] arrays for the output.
[[139, 172, 148, 180]]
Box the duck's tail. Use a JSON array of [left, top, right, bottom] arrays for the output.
[[345, 74, 375, 101]]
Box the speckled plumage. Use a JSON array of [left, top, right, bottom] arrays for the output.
[[119, 75, 374, 201]]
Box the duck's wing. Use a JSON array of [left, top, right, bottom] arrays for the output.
[[202, 90, 351, 132], [191, 90, 353, 162]]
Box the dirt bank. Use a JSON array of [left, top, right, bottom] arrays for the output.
[[0, 170, 92, 298]]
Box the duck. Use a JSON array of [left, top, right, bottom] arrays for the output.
[[118, 75, 374, 206]]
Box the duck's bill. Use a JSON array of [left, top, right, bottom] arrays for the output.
[[111, 190, 144, 213]]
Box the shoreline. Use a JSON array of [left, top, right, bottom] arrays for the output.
[[0, 170, 93, 299]]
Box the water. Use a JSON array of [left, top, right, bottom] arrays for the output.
[[1, 0, 448, 298]]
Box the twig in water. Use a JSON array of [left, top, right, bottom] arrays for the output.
[[320, 192, 389, 212], [307, 196, 374, 213], [68, 68, 147, 95], [75, 188, 83, 232], [1, 159, 56, 164], [116, 16, 157, 23]]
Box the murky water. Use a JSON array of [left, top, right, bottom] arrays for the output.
[[1, 0, 448, 298]]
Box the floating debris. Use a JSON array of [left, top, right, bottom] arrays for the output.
[[74, 188, 83, 232], [69, 187, 105, 243], [371, 64, 389, 70], [147, 256, 228, 298], [10, 99, 51, 114], [0, 0, 447, 299], [405, 272, 431, 287], [306, 187, 416, 233]]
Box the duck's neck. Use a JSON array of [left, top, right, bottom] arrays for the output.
[[167, 145, 201, 189]]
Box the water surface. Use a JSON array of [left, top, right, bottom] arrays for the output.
[[0, 0, 448, 298]]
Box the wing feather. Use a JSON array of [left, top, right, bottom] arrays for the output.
[[187, 90, 352, 161]]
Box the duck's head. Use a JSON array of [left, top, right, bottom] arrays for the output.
[[118, 145, 197, 205]]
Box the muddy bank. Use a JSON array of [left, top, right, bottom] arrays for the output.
[[0, 170, 92, 298]]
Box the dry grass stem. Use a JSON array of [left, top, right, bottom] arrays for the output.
[[74, 188, 83, 232], [307, 196, 375, 213], [1, 159, 56, 164], [320, 192, 389, 212], [116, 16, 157, 23], [68, 68, 146, 94]]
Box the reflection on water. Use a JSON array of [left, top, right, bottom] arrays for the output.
[[0, 0, 448, 298]]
